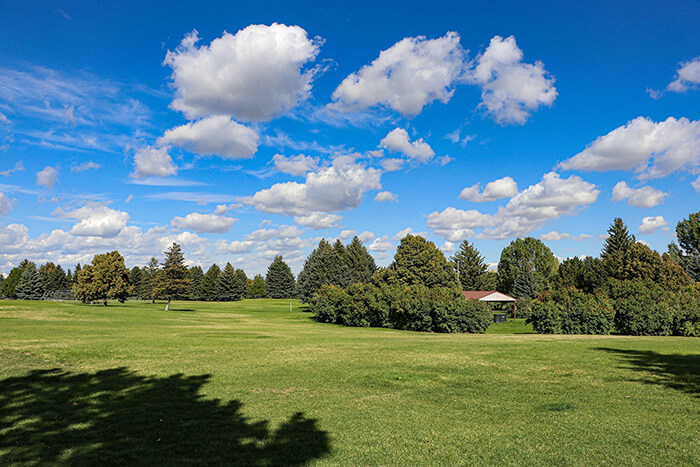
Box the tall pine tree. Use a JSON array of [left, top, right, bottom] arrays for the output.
[[153, 243, 191, 311], [201, 264, 221, 301], [451, 240, 489, 291], [601, 218, 635, 259], [345, 236, 377, 285], [189, 266, 204, 300], [265, 256, 296, 299], [141, 258, 160, 303], [16, 263, 44, 300]]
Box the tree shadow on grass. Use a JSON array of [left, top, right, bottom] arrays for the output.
[[0, 368, 331, 465], [595, 347, 700, 397]]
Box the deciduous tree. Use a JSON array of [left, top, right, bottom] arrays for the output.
[[73, 251, 130, 306], [497, 237, 558, 296]]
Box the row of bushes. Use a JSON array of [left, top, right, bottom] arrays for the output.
[[527, 280, 700, 336], [311, 283, 492, 333]]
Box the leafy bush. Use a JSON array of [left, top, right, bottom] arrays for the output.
[[605, 279, 673, 336], [311, 283, 491, 333], [527, 287, 614, 335], [664, 284, 700, 337]]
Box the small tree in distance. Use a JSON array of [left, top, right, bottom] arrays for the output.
[[266, 256, 296, 299], [74, 251, 130, 306], [246, 274, 266, 298], [451, 240, 489, 291], [153, 243, 191, 311]]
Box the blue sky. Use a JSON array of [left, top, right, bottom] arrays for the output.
[[1, 0, 699, 275]]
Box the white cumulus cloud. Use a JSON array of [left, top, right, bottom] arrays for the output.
[[57, 202, 130, 238], [272, 154, 319, 176], [611, 181, 668, 208], [460, 176, 518, 202], [293, 213, 342, 230], [375, 191, 397, 202], [368, 235, 393, 252], [667, 56, 700, 93], [164, 24, 321, 121], [469, 35, 557, 125], [426, 207, 494, 242], [171, 212, 237, 234], [330, 32, 467, 116], [540, 231, 571, 241], [638, 216, 668, 235], [132, 146, 177, 179], [379, 128, 435, 163], [559, 117, 700, 179], [158, 116, 258, 159], [36, 166, 58, 190]]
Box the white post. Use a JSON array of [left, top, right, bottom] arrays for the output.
[[289, 302, 292, 312]]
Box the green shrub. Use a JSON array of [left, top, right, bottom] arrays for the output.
[[527, 288, 614, 335], [665, 284, 700, 337], [606, 279, 673, 336], [310, 283, 491, 333]]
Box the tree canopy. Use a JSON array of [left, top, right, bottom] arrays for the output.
[[451, 240, 489, 291], [265, 256, 296, 299], [387, 235, 457, 289], [73, 251, 130, 305], [153, 243, 191, 311], [497, 237, 558, 297]]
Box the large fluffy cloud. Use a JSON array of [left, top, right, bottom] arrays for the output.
[[131, 146, 177, 178], [611, 181, 668, 208], [428, 172, 599, 241], [559, 117, 700, 179], [158, 116, 258, 159], [57, 203, 130, 238], [163, 24, 321, 121], [638, 216, 668, 235], [330, 32, 467, 116], [244, 156, 382, 217], [469, 35, 557, 125], [379, 128, 435, 163], [171, 212, 237, 234], [460, 176, 518, 202]]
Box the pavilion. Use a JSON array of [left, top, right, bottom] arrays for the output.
[[461, 291, 518, 321]]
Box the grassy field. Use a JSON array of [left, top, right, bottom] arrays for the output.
[[0, 299, 698, 465]]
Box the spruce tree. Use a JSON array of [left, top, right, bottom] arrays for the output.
[[391, 235, 458, 288], [246, 274, 266, 298], [189, 266, 204, 300], [153, 243, 191, 311], [601, 218, 635, 259], [1, 262, 28, 298], [129, 267, 143, 298], [234, 269, 248, 300], [216, 263, 239, 301], [345, 236, 377, 285], [297, 240, 333, 303], [265, 256, 296, 299], [331, 240, 351, 288], [201, 264, 221, 301], [16, 263, 45, 300], [141, 258, 160, 303], [451, 240, 489, 291]]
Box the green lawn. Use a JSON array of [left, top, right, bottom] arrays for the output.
[[0, 299, 698, 465]]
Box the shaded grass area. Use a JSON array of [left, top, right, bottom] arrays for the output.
[[0, 299, 699, 465]]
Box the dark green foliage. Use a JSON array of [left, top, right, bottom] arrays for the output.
[[189, 266, 204, 300], [16, 263, 45, 300], [605, 279, 674, 336], [664, 284, 700, 336], [345, 236, 377, 284], [603, 242, 690, 291], [312, 283, 491, 333], [38, 263, 69, 298], [497, 237, 558, 296], [527, 288, 615, 335], [556, 256, 606, 294], [73, 264, 82, 285], [601, 217, 635, 259], [246, 274, 266, 299], [265, 256, 296, 299], [389, 235, 458, 289], [140, 258, 160, 303], [201, 264, 221, 301], [451, 240, 489, 290], [216, 263, 245, 301], [129, 267, 143, 298], [513, 270, 539, 299], [153, 243, 191, 310], [669, 212, 700, 281]]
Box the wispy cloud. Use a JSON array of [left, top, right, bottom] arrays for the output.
[[143, 191, 239, 204], [127, 177, 207, 187]]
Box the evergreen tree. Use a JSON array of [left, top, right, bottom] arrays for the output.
[[297, 240, 334, 303], [189, 266, 204, 300], [331, 240, 351, 288], [216, 263, 238, 301], [73, 264, 82, 285], [497, 237, 558, 296], [234, 269, 248, 299], [670, 212, 700, 281], [601, 217, 635, 259], [38, 262, 68, 297], [451, 240, 489, 290], [390, 235, 458, 288], [201, 264, 221, 301], [129, 267, 143, 298], [16, 263, 45, 300], [73, 251, 130, 305], [66, 269, 73, 286], [246, 274, 266, 298], [0, 261, 29, 298], [153, 243, 191, 311], [266, 256, 296, 299], [141, 258, 160, 303], [345, 236, 377, 284]]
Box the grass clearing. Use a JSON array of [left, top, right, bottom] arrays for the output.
[[0, 299, 698, 465]]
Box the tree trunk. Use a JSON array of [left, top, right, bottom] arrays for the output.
[[103, 300, 107, 306], [151, 297, 155, 304], [165, 298, 170, 311]]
